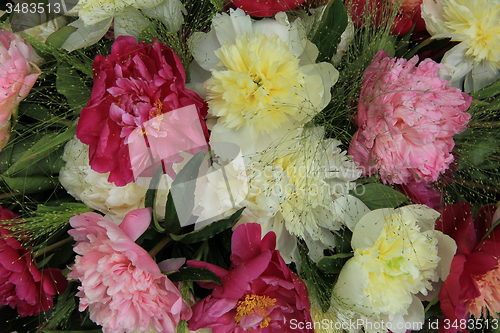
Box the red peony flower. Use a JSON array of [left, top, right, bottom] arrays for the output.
[[77, 36, 209, 186], [187, 223, 313, 332], [231, 0, 326, 17], [346, 0, 427, 36], [436, 203, 500, 333], [0, 206, 67, 317]]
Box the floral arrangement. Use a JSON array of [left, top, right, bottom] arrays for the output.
[[0, 0, 499, 332]]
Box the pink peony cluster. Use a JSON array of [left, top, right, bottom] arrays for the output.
[[188, 223, 313, 332], [0, 206, 67, 317], [68, 208, 191, 333], [349, 50, 471, 185], [76, 36, 209, 186], [0, 29, 41, 152]]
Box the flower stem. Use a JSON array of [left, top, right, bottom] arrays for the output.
[[149, 236, 171, 258], [468, 121, 500, 129], [33, 236, 73, 259]]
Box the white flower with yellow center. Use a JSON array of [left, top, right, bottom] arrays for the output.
[[421, 0, 500, 92], [229, 127, 367, 263], [59, 137, 171, 224], [190, 8, 339, 159], [334, 205, 457, 333]]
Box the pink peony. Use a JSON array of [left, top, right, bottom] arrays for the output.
[[76, 36, 209, 186], [437, 203, 500, 333], [348, 50, 471, 185], [0, 29, 41, 151], [0, 206, 67, 317], [68, 208, 191, 333], [187, 223, 313, 333]]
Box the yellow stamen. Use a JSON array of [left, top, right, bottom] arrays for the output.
[[234, 294, 276, 328]]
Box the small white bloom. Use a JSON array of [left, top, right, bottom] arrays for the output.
[[421, 0, 500, 92], [59, 137, 170, 224]]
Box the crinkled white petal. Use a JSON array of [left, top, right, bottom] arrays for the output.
[[59, 137, 170, 224]]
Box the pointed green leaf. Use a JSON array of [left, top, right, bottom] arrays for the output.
[[351, 183, 409, 210], [4, 125, 75, 176], [56, 63, 91, 112], [170, 207, 244, 244], [45, 26, 77, 49], [2, 175, 58, 193], [317, 252, 354, 274], [311, 0, 349, 62], [168, 150, 206, 228], [167, 267, 221, 285]]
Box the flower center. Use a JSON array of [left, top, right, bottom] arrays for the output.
[[234, 294, 276, 328], [206, 32, 307, 137]]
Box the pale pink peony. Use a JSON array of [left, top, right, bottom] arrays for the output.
[[0, 29, 41, 151], [348, 50, 471, 184], [68, 208, 191, 333]]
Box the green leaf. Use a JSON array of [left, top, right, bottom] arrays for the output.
[[335, 227, 353, 254], [170, 207, 244, 244], [164, 191, 181, 232], [145, 166, 165, 233], [168, 151, 206, 227], [311, 0, 348, 62], [18, 103, 52, 121], [35, 253, 55, 268], [45, 26, 77, 49], [167, 267, 221, 285], [2, 175, 58, 193], [317, 253, 353, 274], [352, 183, 409, 210], [4, 125, 75, 176], [56, 63, 91, 112], [472, 78, 500, 99]]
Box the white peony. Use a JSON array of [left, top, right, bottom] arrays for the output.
[[59, 137, 171, 224], [189, 8, 339, 160], [334, 205, 457, 333], [421, 0, 500, 92]]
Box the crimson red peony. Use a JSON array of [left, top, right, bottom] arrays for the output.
[[346, 0, 426, 36], [0, 206, 67, 317], [187, 223, 313, 332], [436, 203, 500, 333], [77, 36, 209, 186], [232, 0, 326, 17]]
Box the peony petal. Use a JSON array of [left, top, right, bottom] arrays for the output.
[[351, 208, 394, 250], [158, 257, 186, 272], [119, 207, 152, 241]]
